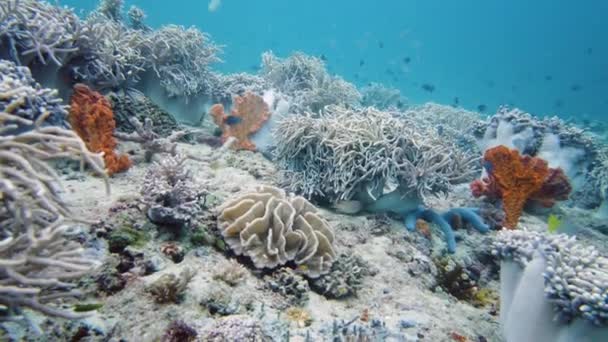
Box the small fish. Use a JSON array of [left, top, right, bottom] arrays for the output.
[[379, 41, 384, 48], [586, 47, 593, 55], [354, 73, 360, 79], [437, 124, 444, 136], [452, 97, 460, 106], [477, 104, 487, 113], [545, 75, 553, 81], [249, 64, 261, 71], [403, 56, 411, 64], [320, 54, 327, 61], [421, 83, 435, 92], [485, 80, 495, 88], [547, 214, 562, 233], [359, 59, 365, 67], [570, 84, 582, 91], [224, 115, 242, 125], [554, 99, 564, 108]]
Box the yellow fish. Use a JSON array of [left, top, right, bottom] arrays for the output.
[[547, 214, 562, 234]]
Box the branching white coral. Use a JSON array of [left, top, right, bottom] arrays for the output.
[[261, 51, 360, 113], [273, 106, 478, 203], [0, 110, 108, 319]]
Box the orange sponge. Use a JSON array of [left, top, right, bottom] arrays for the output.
[[209, 92, 271, 151], [68, 84, 131, 175]]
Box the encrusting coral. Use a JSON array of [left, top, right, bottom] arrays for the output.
[[0, 104, 108, 318], [471, 145, 572, 229], [217, 185, 336, 278], [68, 83, 131, 175], [209, 92, 271, 151]]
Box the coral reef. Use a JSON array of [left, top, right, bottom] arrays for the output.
[[68, 84, 131, 175], [261, 51, 361, 113], [127, 6, 149, 31], [471, 145, 572, 229], [161, 320, 197, 342], [210, 92, 271, 151], [146, 25, 222, 98], [146, 268, 193, 304], [0, 105, 108, 318], [141, 154, 205, 227], [115, 116, 190, 162], [201, 315, 271, 341], [217, 185, 336, 278], [274, 105, 478, 203], [309, 253, 368, 299], [0, 1, 80, 67], [212, 259, 248, 286], [108, 92, 179, 136], [0, 59, 66, 129], [265, 268, 310, 307], [360, 82, 407, 110], [284, 307, 313, 328], [493, 230, 608, 326]]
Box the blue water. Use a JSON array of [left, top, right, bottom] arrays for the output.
[[61, 0, 608, 121]]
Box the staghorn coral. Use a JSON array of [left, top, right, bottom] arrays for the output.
[[114, 116, 189, 162], [201, 315, 271, 341], [0, 59, 66, 129], [0, 0, 81, 67], [146, 268, 193, 304], [212, 259, 248, 286], [284, 307, 313, 328], [261, 51, 361, 113], [493, 229, 608, 327], [127, 6, 149, 31], [360, 82, 407, 110], [0, 105, 108, 319], [146, 25, 222, 98], [265, 267, 310, 307], [161, 320, 197, 342], [471, 146, 572, 229], [108, 91, 179, 136], [217, 185, 336, 278], [96, 0, 124, 22], [210, 92, 271, 151], [309, 253, 368, 299], [68, 83, 131, 175], [274, 105, 478, 203], [77, 15, 150, 89], [141, 154, 205, 227]]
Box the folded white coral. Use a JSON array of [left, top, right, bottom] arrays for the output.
[[218, 185, 336, 278]]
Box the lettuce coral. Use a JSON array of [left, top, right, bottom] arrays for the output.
[[210, 92, 271, 151], [471, 145, 571, 229], [68, 84, 131, 175]]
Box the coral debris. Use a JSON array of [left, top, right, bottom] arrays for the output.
[[68, 84, 131, 175], [209, 92, 270, 151]]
